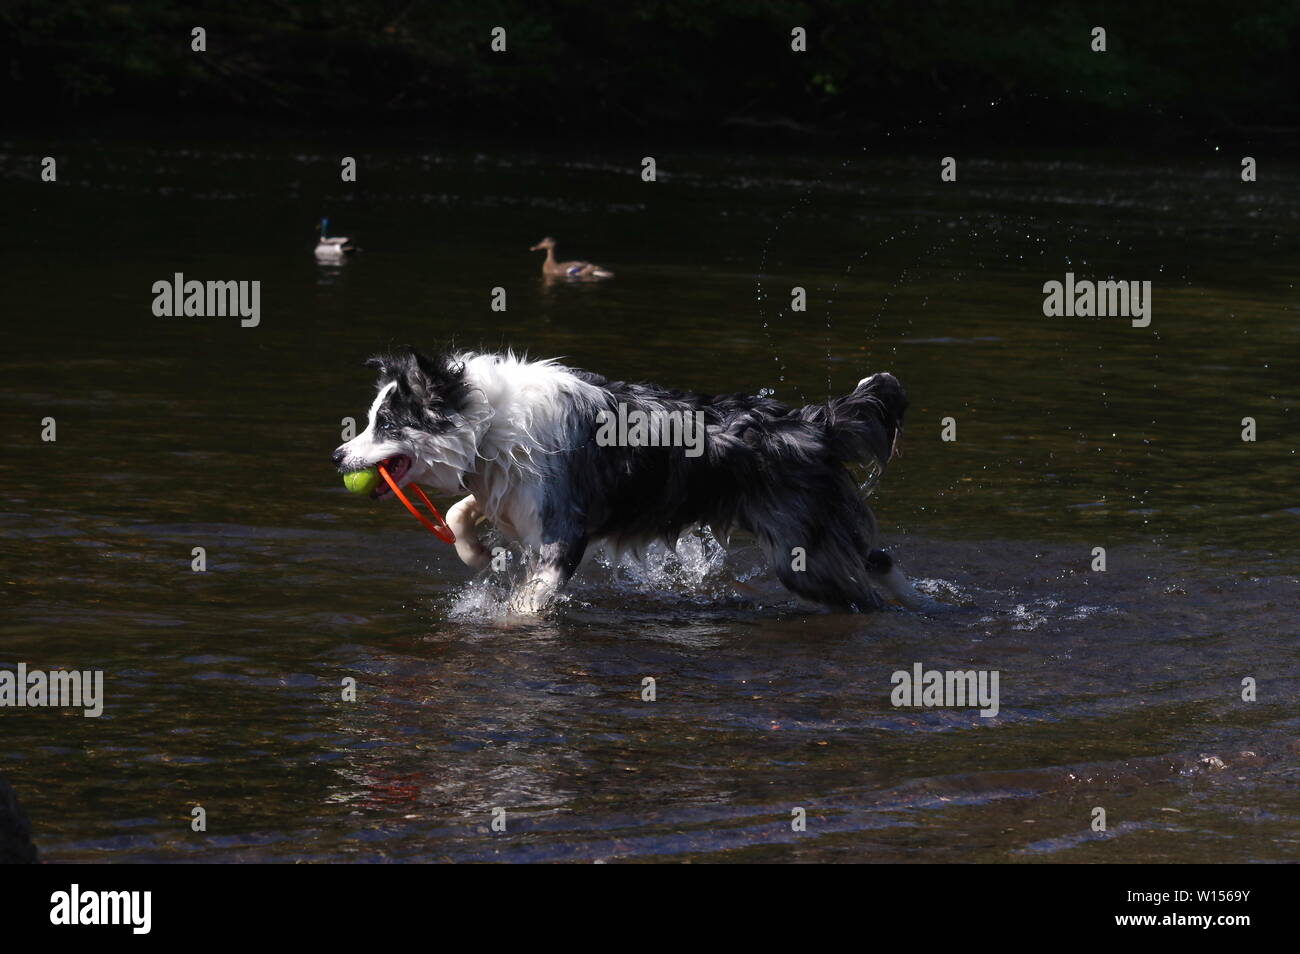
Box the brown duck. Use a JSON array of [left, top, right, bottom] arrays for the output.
[[530, 237, 614, 280]]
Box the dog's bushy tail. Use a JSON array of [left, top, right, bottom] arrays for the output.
[[796, 372, 907, 470]]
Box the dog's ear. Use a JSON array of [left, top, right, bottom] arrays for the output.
[[378, 347, 439, 409], [408, 348, 442, 385], [403, 347, 469, 409], [364, 352, 430, 408], [384, 347, 428, 404]]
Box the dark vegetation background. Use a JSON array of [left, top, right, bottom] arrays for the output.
[[5, 0, 1299, 145]]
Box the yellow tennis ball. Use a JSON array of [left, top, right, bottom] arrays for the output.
[[343, 468, 379, 495]]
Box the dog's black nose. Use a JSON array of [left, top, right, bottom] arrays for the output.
[[331, 448, 346, 466]]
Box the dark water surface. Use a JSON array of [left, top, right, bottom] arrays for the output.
[[1, 136, 1297, 862]]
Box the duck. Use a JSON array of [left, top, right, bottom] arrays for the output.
[[315, 218, 355, 258], [529, 237, 613, 279]]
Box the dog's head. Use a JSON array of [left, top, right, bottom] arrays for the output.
[[856, 372, 908, 460], [331, 348, 482, 497]]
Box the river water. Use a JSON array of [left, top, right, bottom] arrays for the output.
[[1, 135, 1297, 861]]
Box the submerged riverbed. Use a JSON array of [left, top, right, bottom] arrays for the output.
[[1, 136, 1297, 862]]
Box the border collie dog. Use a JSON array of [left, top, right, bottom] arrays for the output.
[[332, 348, 934, 616]]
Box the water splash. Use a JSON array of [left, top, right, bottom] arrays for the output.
[[595, 527, 730, 592], [445, 527, 744, 621]]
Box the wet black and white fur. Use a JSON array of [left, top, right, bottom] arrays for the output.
[[332, 348, 935, 616]]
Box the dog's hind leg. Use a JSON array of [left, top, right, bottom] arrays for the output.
[[746, 475, 894, 613], [780, 561, 885, 612], [756, 523, 886, 613], [865, 549, 945, 612], [446, 494, 492, 570]]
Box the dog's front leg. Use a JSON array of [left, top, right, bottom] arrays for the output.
[[446, 494, 491, 570], [507, 535, 588, 618]]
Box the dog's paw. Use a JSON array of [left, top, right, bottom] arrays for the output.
[[505, 579, 559, 618]]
